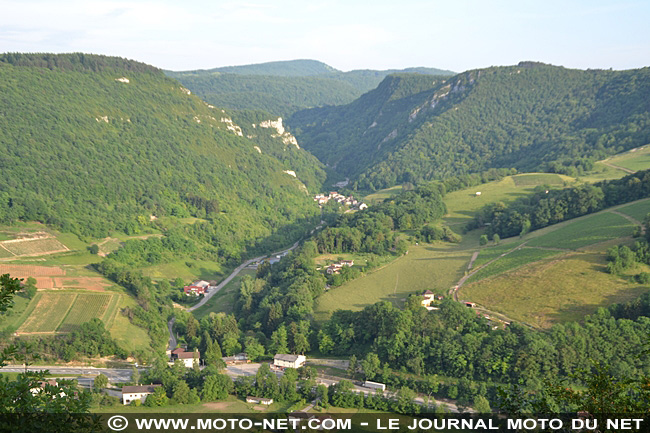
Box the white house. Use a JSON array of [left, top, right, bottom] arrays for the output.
[[273, 354, 306, 369], [170, 347, 200, 368], [246, 396, 273, 405], [122, 384, 161, 405]]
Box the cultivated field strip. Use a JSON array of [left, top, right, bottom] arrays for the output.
[[18, 293, 78, 333], [1, 237, 68, 257], [0, 264, 66, 277], [17, 292, 116, 334], [58, 293, 113, 332]]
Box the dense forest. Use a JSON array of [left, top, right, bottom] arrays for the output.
[[290, 63, 650, 190], [167, 59, 453, 117], [471, 169, 650, 238], [0, 53, 325, 262]]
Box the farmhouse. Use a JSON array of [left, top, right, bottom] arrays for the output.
[[325, 260, 354, 275], [184, 280, 210, 296], [246, 396, 273, 405], [273, 354, 306, 369], [184, 285, 206, 296], [121, 384, 161, 405], [170, 348, 200, 367], [420, 290, 443, 310], [30, 379, 62, 396]]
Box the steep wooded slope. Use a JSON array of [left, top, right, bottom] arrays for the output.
[[289, 62, 650, 190], [0, 53, 324, 257]]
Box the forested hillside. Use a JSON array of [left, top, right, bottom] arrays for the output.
[[167, 59, 453, 117], [0, 53, 325, 260], [290, 62, 650, 190]]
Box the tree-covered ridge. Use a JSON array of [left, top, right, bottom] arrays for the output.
[[290, 63, 650, 191], [0, 52, 159, 73], [0, 53, 322, 259], [166, 60, 453, 117], [166, 74, 361, 118], [168, 59, 340, 77]]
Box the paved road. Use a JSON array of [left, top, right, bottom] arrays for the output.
[[1, 365, 136, 383], [187, 241, 300, 312], [3, 361, 466, 412]]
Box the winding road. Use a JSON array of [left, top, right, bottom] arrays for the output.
[[186, 241, 300, 312]]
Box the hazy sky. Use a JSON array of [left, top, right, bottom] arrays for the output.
[[1, 0, 648, 72]]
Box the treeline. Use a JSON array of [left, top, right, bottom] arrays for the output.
[[314, 184, 447, 255], [95, 260, 171, 354], [0, 52, 159, 73], [470, 169, 650, 238], [316, 297, 650, 387]]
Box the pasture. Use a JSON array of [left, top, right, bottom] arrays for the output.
[[462, 252, 650, 328], [314, 244, 473, 321], [466, 247, 562, 284], [363, 185, 403, 205], [511, 173, 564, 186], [603, 145, 650, 172], [525, 211, 634, 250], [616, 199, 650, 222], [443, 173, 575, 226]]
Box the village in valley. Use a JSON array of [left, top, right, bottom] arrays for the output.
[[313, 191, 368, 211]]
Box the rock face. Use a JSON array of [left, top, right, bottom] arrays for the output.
[[258, 118, 300, 148]]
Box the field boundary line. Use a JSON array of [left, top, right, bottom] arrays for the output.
[[55, 293, 79, 332], [0, 243, 16, 256], [608, 209, 643, 228], [600, 160, 635, 174]]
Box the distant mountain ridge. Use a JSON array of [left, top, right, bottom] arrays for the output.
[[289, 62, 650, 190], [165, 59, 454, 117]]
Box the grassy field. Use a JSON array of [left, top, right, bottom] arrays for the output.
[[314, 244, 473, 321], [363, 185, 403, 205], [603, 145, 650, 172], [443, 173, 575, 227], [466, 247, 563, 284], [1, 237, 68, 256], [616, 199, 650, 222], [139, 259, 225, 282], [0, 293, 32, 331], [511, 173, 565, 186], [108, 294, 152, 354], [526, 211, 634, 250], [192, 269, 256, 320], [462, 252, 650, 328], [470, 241, 526, 269]]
